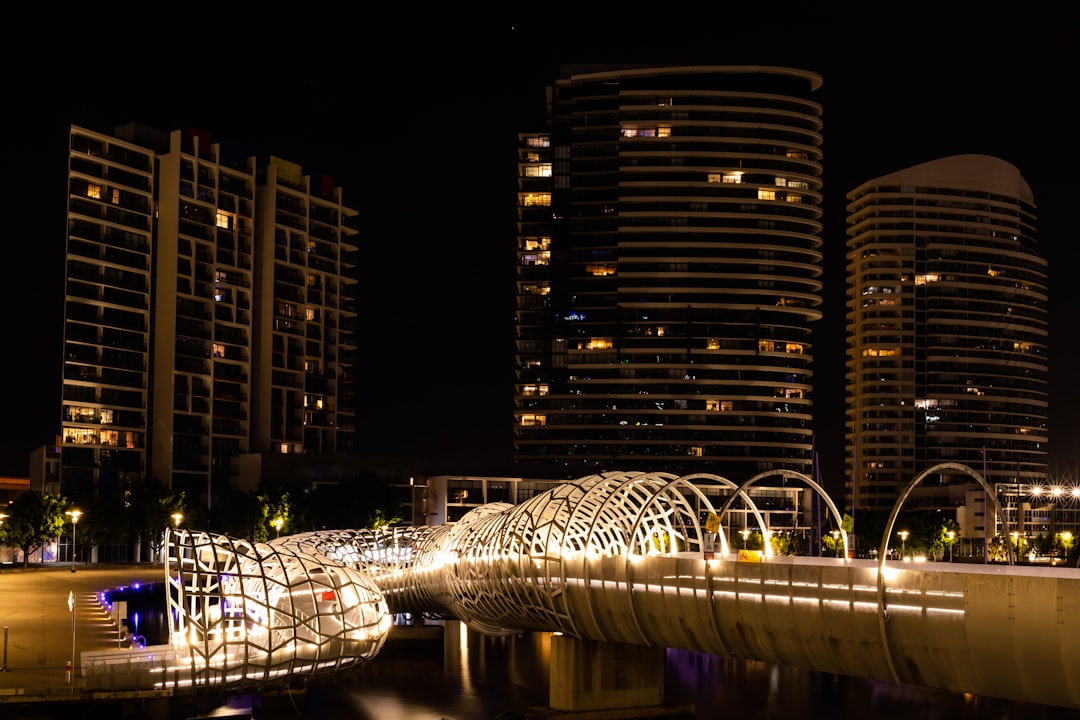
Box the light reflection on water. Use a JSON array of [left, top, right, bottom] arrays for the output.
[[294, 622, 1078, 720]]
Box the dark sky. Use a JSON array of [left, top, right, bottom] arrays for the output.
[[3, 13, 1078, 496]]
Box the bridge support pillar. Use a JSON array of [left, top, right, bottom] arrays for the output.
[[549, 635, 665, 712]]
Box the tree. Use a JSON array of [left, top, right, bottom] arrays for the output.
[[3, 491, 67, 568]]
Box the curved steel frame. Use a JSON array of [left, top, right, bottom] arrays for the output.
[[873, 461, 1007, 684], [152, 464, 1014, 696], [164, 529, 391, 693]]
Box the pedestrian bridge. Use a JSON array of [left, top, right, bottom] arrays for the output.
[[131, 468, 1078, 711]]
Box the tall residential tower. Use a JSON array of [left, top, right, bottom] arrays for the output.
[[844, 154, 1049, 511], [514, 65, 824, 480], [62, 123, 357, 507]]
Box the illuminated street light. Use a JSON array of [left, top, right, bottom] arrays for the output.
[[65, 509, 82, 573], [831, 529, 841, 558], [273, 517, 284, 539], [171, 512, 183, 529], [898, 530, 909, 561], [1011, 531, 1020, 564], [946, 530, 956, 563]]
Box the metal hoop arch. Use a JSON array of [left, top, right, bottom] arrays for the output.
[[874, 461, 1008, 685]]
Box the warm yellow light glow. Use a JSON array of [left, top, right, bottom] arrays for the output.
[[66, 509, 82, 524], [172, 512, 184, 528]]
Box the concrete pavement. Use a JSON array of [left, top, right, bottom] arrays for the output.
[[0, 562, 162, 702]]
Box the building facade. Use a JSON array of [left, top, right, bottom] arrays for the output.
[[514, 65, 825, 481], [844, 154, 1049, 511], [62, 124, 357, 507]]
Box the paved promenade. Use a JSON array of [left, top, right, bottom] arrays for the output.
[[0, 562, 161, 702]]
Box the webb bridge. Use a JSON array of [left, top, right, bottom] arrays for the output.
[[84, 467, 1080, 713]]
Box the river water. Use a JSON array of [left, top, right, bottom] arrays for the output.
[[277, 622, 1079, 720]]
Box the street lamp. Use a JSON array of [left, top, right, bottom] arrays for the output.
[[65, 509, 82, 573], [831, 529, 841, 558], [273, 517, 284, 539], [171, 512, 183, 530], [1011, 531, 1020, 564], [740, 528, 750, 550], [898, 530, 909, 561], [946, 530, 956, 562]]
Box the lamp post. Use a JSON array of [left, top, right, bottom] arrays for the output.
[[65, 509, 82, 573], [898, 530, 909, 561], [946, 530, 955, 562], [273, 517, 284, 539], [171, 512, 183, 530], [1011, 531, 1020, 564], [740, 528, 750, 550], [831, 529, 841, 558]]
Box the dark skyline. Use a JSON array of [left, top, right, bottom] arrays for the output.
[[4, 15, 1078, 497]]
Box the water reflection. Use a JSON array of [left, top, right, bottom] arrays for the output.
[[291, 623, 1078, 720]]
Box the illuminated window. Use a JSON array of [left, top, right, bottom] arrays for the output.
[[586, 264, 616, 276], [213, 343, 224, 357], [86, 184, 102, 200], [99, 409, 113, 424], [758, 189, 776, 200], [585, 338, 613, 350], [305, 395, 325, 409], [775, 177, 788, 187], [524, 164, 552, 177], [523, 384, 549, 396], [861, 347, 898, 357], [306, 307, 316, 321], [522, 193, 551, 207], [525, 136, 550, 148], [657, 97, 672, 107], [1013, 341, 1032, 353], [987, 266, 1003, 277], [785, 149, 809, 160], [524, 237, 550, 251], [216, 211, 232, 229], [520, 414, 547, 426], [785, 194, 802, 203], [722, 172, 743, 184], [621, 127, 639, 138], [689, 446, 703, 457], [63, 427, 98, 445], [706, 399, 720, 411], [657, 126, 671, 138], [788, 180, 810, 190], [784, 342, 804, 354], [915, 274, 940, 285], [758, 340, 775, 352], [111, 188, 120, 204], [521, 251, 550, 265], [706, 338, 720, 350], [68, 406, 97, 423]]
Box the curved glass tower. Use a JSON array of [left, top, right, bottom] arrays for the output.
[[514, 65, 824, 479], [844, 154, 1048, 510]]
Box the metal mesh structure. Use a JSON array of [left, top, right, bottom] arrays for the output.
[[156, 471, 810, 692], [164, 529, 390, 693]]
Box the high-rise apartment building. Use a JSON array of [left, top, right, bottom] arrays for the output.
[[514, 65, 824, 479], [62, 123, 357, 507], [844, 154, 1049, 511]]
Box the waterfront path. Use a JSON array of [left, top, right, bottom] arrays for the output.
[[0, 562, 160, 702]]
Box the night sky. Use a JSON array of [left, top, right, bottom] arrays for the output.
[[4, 13, 1077, 498]]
